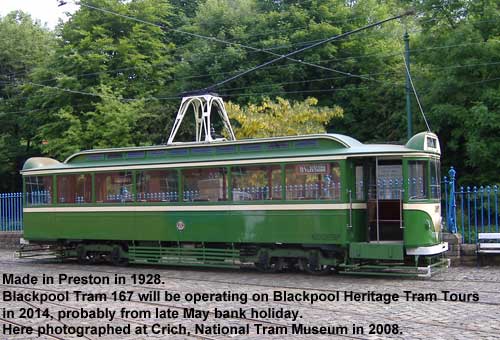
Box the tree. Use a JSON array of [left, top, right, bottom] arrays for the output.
[[0, 11, 56, 191], [24, 0, 177, 158], [38, 85, 150, 159], [226, 96, 343, 138], [411, 0, 500, 183]]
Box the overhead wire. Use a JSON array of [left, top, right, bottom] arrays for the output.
[[3, 72, 500, 117], [73, 1, 382, 84], [402, 54, 430, 132], [2, 3, 499, 112], [2, 59, 500, 107], [2, 38, 498, 92]]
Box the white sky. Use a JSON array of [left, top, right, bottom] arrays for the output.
[[0, 0, 79, 28]]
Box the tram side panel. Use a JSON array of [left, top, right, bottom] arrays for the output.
[[23, 207, 366, 246]]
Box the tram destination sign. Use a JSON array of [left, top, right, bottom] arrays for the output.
[[296, 163, 329, 175]]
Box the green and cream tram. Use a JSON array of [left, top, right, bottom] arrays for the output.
[[20, 126, 448, 277], [19, 10, 447, 277]]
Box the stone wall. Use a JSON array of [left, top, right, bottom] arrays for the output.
[[0, 231, 22, 249], [443, 232, 500, 266]]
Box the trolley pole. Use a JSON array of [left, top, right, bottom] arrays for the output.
[[404, 31, 412, 139]]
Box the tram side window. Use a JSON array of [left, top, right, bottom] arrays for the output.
[[430, 159, 441, 199], [137, 170, 178, 202], [355, 165, 364, 200], [408, 161, 428, 199], [231, 165, 282, 201], [285, 162, 341, 200], [57, 174, 91, 204], [25, 176, 52, 205], [95, 172, 134, 203], [182, 168, 228, 201]]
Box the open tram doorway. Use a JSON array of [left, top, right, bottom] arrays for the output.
[[366, 158, 404, 242]]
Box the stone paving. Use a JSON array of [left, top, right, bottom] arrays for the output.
[[0, 249, 499, 340]]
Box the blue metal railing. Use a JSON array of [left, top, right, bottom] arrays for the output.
[[443, 168, 499, 243], [0, 193, 23, 231]]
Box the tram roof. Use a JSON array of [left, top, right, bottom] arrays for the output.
[[21, 132, 440, 174]]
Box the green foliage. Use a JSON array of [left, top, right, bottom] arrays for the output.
[[463, 91, 500, 184], [0, 11, 55, 191], [38, 86, 150, 159], [411, 0, 500, 183], [227, 97, 343, 138]]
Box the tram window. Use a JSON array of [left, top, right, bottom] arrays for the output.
[[430, 159, 441, 199], [231, 165, 282, 201], [285, 162, 340, 200], [408, 161, 428, 199], [25, 176, 52, 206], [376, 162, 403, 200], [137, 170, 178, 202], [182, 168, 228, 202], [355, 166, 364, 200], [95, 172, 134, 203], [57, 174, 91, 204]]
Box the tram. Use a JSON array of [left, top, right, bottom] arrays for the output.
[[19, 95, 448, 277]]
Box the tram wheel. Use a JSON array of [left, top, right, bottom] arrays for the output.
[[78, 252, 96, 265], [255, 251, 282, 273], [300, 259, 332, 275], [77, 247, 92, 265], [255, 260, 280, 273], [110, 246, 128, 266]]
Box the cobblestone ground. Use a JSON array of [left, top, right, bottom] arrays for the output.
[[1, 249, 499, 340]]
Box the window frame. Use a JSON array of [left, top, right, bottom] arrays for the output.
[[24, 175, 54, 207], [94, 170, 135, 204], [405, 158, 430, 202], [56, 173, 92, 205], [283, 161, 343, 202], [181, 166, 229, 203], [136, 169, 180, 203], [230, 164, 283, 201], [429, 157, 441, 201]]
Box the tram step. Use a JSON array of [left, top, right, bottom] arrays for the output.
[[128, 245, 240, 268], [349, 242, 404, 260]]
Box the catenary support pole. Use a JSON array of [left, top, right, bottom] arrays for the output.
[[404, 31, 412, 139]]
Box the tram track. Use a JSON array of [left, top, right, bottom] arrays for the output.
[[1, 284, 364, 340], [7, 256, 500, 291], [17, 260, 500, 299], [5, 257, 500, 302], [0, 317, 67, 340], [44, 300, 222, 340], [1, 279, 498, 339], [3, 256, 500, 338]]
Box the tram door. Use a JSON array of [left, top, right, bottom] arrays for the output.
[[366, 158, 404, 242]]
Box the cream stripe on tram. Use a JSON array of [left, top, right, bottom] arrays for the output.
[[24, 203, 368, 213]]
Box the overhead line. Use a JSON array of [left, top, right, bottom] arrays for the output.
[[3, 34, 497, 88], [75, 1, 379, 84], [3, 74, 500, 116], [2, 37, 499, 89], [403, 54, 431, 132], [200, 10, 417, 92], [3, 59, 500, 105]]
